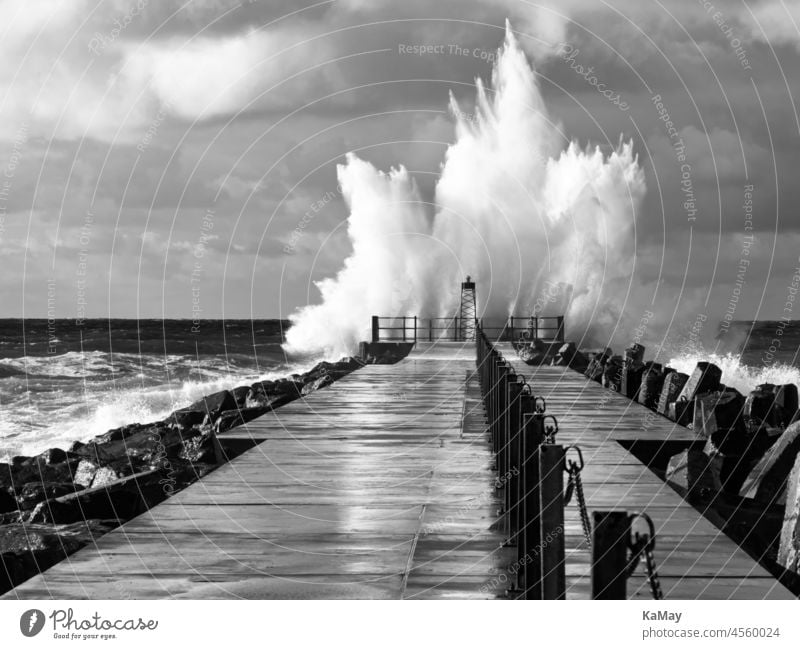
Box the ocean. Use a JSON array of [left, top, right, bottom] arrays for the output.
[[0, 319, 301, 461], [1, 318, 800, 462]]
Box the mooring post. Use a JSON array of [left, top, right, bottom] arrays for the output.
[[538, 444, 566, 600], [510, 389, 533, 549], [519, 410, 544, 597], [492, 358, 506, 463], [371, 316, 379, 343], [496, 361, 508, 483], [503, 377, 523, 540], [591, 511, 631, 600]]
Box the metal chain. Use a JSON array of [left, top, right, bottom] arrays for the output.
[[572, 465, 592, 548], [626, 513, 664, 600], [643, 542, 664, 600], [563, 446, 591, 547]]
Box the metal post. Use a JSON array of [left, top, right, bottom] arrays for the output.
[[371, 316, 379, 343], [591, 511, 630, 600], [538, 444, 566, 600]]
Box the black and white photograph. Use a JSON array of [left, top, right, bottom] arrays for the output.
[[0, 0, 799, 644]]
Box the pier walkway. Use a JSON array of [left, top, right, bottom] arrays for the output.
[[4, 342, 794, 599], [4, 342, 511, 599]]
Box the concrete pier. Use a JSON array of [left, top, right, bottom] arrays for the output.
[[2, 341, 794, 599]]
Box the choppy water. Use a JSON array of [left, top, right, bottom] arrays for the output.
[[2, 318, 800, 461], [667, 320, 800, 397], [0, 319, 303, 460]]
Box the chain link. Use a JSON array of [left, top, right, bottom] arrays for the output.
[[643, 542, 664, 600], [626, 513, 664, 600], [563, 446, 592, 547]]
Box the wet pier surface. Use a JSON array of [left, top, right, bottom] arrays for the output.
[[495, 343, 793, 599], [3, 342, 793, 599], [4, 342, 511, 599]]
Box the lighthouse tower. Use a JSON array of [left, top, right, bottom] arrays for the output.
[[458, 276, 477, 341]]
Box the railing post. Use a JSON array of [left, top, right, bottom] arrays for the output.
[[557, 316, 565, 342], [591, 511, 630, 600], [538, 444, 566, 600], [371, 316, 379, 343], [413, 315, 417, 342]]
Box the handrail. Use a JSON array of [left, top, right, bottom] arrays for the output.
[[371, 315, 565, 343]]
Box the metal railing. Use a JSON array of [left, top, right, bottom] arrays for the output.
[[371, 315, 565, 343], [475, 323, 662, 600]]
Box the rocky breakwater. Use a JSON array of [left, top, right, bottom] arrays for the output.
[[0, 356, 362, 594], [582, 344, 800, 590], [516, 340, 589, 372]]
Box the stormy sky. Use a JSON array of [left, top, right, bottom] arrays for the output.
[[1, 0, 798, 326]]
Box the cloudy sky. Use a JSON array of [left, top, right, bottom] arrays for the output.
[[1, 0, 798, 325]]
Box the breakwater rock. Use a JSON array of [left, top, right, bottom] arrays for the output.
[[582, 343, 800, 584], [0, 356, 362, 594]]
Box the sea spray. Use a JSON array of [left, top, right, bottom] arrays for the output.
[[667, 352, 800, 396], [284, 23, 647, 358]]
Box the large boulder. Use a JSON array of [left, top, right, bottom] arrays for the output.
[[357, 342, 414, 364], [215, 408, 268, 434], [518, 339, 548, 365], [778, 452, 800, 573], [712, 389, 746, 432], [657, 371, 688, 416], [27, 469, 162, 525], [705, 425, 776, 494], [638, 363, 664, 409], [91, 422, 155, 445], [245, 381, 297, 410], [1, 456, 81, 492], [744, 384, 797, 432], [666, 449, 722, 499], [691, 390, 742, 437], [621, 363, 645, 400], [15, 482, 76, 511], [301, 373, 334, 395], [740, 421, 800, 505], [584, 350, 610, 382], [173, 390, 236, 423], [231, 386, 251, 408], [602, 357, 623, 392], [624, 343, 645, 364], [551, 342, 589, 372], [677, 362, 722, 403]]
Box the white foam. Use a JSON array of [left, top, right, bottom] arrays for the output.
[[667, 352, 800, 395], [284, 23, 646, 358]]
